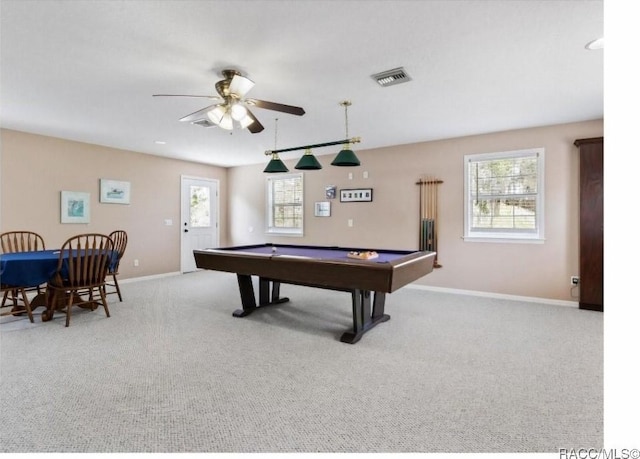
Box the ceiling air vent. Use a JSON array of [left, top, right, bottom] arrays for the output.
[[371, 67, 412, 87]]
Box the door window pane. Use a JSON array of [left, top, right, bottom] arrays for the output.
[[190, 186, 210, 227]]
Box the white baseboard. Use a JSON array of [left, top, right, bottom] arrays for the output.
[[118, 272, 579, 308], [118, 272, 182, 284], [407, 283, 579, 308]]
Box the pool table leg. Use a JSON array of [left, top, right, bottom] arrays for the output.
[[232, 275, 290, 318], [258, 278, 289, 306], [340, 290, 390, 344]]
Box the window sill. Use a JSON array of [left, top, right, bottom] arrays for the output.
[[266, 231, 304, 237], [463, 236, 545, 244]]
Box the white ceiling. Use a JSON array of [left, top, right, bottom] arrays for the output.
[[0, 0, 603, 168]]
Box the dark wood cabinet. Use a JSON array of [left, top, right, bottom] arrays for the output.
[[574, 137, 603, 311]]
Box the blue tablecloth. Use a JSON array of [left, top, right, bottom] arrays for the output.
[[0, 250, 60, 288], [0, 250, 117, 288]]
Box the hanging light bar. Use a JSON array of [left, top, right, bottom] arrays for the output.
[[265, 137, 361, 156], [262, 101, 362, 173], [264, 137, 362, 173]]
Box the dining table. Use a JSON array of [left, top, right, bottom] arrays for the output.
[[0, 249, 117, 321]]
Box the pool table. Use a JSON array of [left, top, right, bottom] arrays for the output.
[[193, 243, 436, 344]]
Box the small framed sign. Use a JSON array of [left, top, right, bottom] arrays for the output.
[[340, 188, 373, 202], [314, 201, 331, 217]]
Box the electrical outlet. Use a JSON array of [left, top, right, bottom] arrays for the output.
[[134, 259, 139, 267], [571, 276, 579, 286]]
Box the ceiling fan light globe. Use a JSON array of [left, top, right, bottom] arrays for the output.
[[218, 113, 233, 130], [230, 104, 248, 121], [207, 106, 227, 124]]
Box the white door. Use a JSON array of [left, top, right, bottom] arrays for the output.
[[180, 176, 219, 273]]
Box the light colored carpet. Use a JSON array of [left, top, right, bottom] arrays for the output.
[[0, 270, 603, 453]]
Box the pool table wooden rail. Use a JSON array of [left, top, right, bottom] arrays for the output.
[[193, 247, 435, 293]]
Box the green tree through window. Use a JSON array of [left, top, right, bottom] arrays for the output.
[[267, 173, 303, 235], [464, 148, 544, 241]]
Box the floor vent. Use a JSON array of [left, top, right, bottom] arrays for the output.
[[371, 67, 412, 87]]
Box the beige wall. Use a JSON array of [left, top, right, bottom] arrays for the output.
[[2, 120, 603, 301], [228, 120, 603, 302], [0, 129, 228, 279]]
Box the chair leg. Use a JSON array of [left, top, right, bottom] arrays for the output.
[[1, 289, 18, 308], [112, 274, 122, 302], [11, 289, 19, 308], [18, 288, 34, 323], [99, 285, 111, 318], [65, 291, 74, 327]]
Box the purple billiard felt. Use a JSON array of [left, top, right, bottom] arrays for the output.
[[227, 245, 404, 263]]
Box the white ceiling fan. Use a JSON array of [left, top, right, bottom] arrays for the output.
[[153, 69, 305, 133]]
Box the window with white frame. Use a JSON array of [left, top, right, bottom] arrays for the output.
[[266, 173, 304, 235], [464, 148, 544, 242]]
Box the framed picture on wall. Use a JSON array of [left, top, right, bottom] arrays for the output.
[[325, 185, 337, 199], [100, 179, 131, 204], [61, 191, 90, 224], [340, 188, 373, 202]]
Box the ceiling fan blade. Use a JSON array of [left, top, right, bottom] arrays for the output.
[[191, 119, 218, 128], [244, 108, 264, 133], [153, 94, 222, 100], [179, 103, 223, 122], [228, 74, 255, 98], [246, 99, 305, 116]]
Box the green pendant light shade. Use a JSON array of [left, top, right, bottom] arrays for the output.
[[331, 144, 360, 166], [295, 149, 322, 170], [263, 153, 289, 173]]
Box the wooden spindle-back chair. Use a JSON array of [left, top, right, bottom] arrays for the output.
[[106, 230, 128, 301], [46, 233, 114, 327], [0, 231, 46, 322]]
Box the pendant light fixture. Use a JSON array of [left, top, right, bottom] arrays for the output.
[[262, 100, 362, 173], [331, 101, 360, 167], [264, 119, 290, 173]]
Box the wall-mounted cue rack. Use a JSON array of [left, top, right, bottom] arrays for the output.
[[416, 177, 443, 267]]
